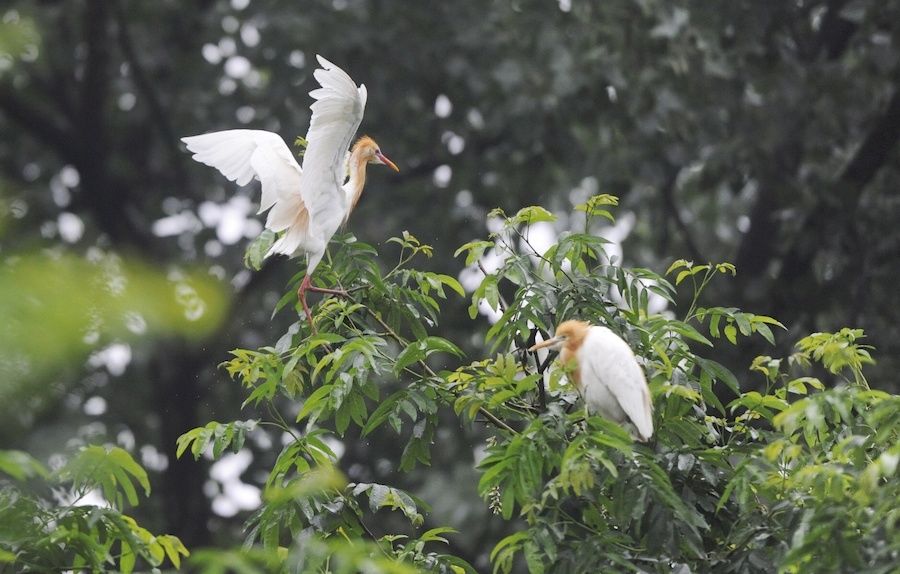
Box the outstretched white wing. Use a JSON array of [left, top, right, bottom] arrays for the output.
[[182, 129, 311, 257], [181, 56, 366, 266], [298, 55, 367, 241], [181, 129, 302, 216], [580, 326, 654, 440]]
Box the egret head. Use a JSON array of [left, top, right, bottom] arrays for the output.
[[353, 136, 400, 172], [528, 320, 591, 353]]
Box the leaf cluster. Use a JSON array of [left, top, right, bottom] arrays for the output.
[[0, 446, 188, 573], [177, 198, 897, 573]]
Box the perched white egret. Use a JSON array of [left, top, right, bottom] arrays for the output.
[[529, 320, 654, 441], [181, 55, 399, 327]]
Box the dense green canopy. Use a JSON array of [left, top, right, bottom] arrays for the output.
[[1, 1, 898, 571]]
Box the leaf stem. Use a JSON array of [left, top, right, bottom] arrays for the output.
[[362, 306, 518, 435]]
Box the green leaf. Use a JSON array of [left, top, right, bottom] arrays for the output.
[[296, 384, 334, 422], [243, 229, 276, 271], [0, 450, 48, 480], [724, 323, 738, 345], [491, 531, 528, 574], [0, 549, 15, 564], [666, 259, 692, 275], [335, 403, 351, 435], [669, 321, 714, 347], [362, 393, 403, 437], [157, 534, 190, 569], [120, 540, 136, 574], [575, 193, 619, 213], [176, 420, 257, 461], [176, 427, 205, 459], [735, 313, 752, 336], [109, 448, 150, 497], [523, 539, 545, 574], [422, 336, 465, 359], [420, 526, 458, 543], [354, 483, 424, 527], [395, 343, 426, 374], [56, 446, 151, 509], [715, 262, 737, 275], [435, 273, 466, 297], [709, 313, 722, 338], [454, 240, 494, 266], [696, 357, 741, 394], [512, 206, 556, 224], [755, 322, 775, 345]]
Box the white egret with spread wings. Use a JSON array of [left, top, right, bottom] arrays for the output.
[[182, 55, 398, 328]]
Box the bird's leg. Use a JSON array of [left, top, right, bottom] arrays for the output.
[[297, 274, 317, 333], [297, 274, 352, 334]]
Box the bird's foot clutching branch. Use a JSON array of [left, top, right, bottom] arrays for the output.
[[297, 274, 353, 333], [297, 275, 317, 334]]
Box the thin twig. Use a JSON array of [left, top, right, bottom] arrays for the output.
[[266, 402, 300, 442], [307, 273, 518, 435], [112, 0, 186, 183], [511, 224, 575, 284], [343, 497, 390, 557], [520, 328, 546, 410], [362, 306, 518, 435]]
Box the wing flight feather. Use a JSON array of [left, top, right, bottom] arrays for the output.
[[182, 55, 367, 268], [181, 129, 303, 214], [297, 55, 367, 237]]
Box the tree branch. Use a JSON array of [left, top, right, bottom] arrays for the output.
[[840, 86, 900, 191], [362, 306, 518, 434], [733, 126, 805, 284], [660, 168, 704, 263], [520, 328, 546, 410], [774, 82, 900, 317], [0, 84, 82, 166], [815, 0, 857, 61], [111, 0, 187, 183], [80, 0, 110, 142]]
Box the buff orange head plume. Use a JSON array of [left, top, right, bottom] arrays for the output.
[[529, 320, 591, 353], [353, 135, 378, 153], [352, 135, 399, 171], [553, 320, 591, 349]]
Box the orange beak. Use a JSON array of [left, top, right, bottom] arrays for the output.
[[528, 337, 561, 352], [376, 151, 400, 172]]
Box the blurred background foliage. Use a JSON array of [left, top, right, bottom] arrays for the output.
[[0, 0, 898, 569]]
